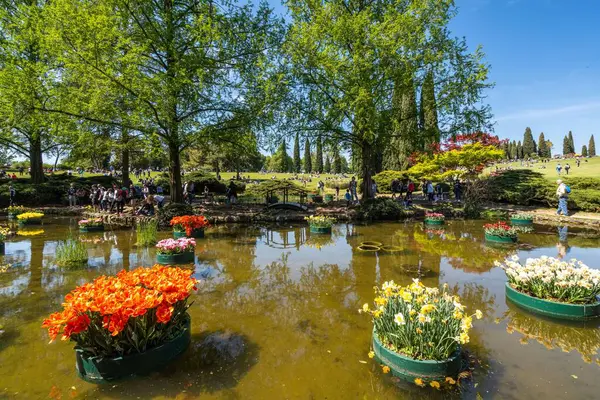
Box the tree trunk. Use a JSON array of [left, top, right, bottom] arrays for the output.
[[169, 143, 183, 202], [360, 144, 373, 202], [29, 135, 44, 184], [121, 127, 130, 187], [236, 168, 240, 180]]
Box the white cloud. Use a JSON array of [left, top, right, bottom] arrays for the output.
[[496, 101, 600, 122]]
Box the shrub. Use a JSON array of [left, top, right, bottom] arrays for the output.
[[372, 170, 409, 193], [358, 198, 409, 221], [324, 180, 349, 190], [184, 172, 245, 194], [136, 219, 159, 246], [157, 203, 193, 228]]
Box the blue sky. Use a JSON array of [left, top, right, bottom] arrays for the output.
[[268, 0, 600, 155]]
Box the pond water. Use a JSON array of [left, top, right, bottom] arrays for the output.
[[1, 218, 600, 399]]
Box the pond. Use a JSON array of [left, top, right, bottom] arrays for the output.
[[1, 218, 599, 399]]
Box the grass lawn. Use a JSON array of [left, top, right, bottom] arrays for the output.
[[485, 156, 600, 180], [218, 172, 346, 192]]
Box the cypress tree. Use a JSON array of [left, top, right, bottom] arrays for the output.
[[545, 140, 553, 157], [522, 127, 535, 156], [324, 156, 331, 173], [517, 140, 523, 159], [293, 133, 301, 173], [510, 140, 517, 159], [277, 139, 288, 172], [420, 70, 439, 150], [589, 134, 596, 156], [303, 138, 312, 173], [315, 136, 323, 173], [582, 145, 588, 157], [568, 131, 575, 153], [332, 143, 342, 173], [537, 132, 547, 158], [562, 136, 570, 155], [501, 141, 509, 158]]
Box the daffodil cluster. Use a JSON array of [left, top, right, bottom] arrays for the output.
[[16, 212, 44, 221], [498, 255, 600, 304], [511, 212, 533, 221], [304, 215, 336, 228], [361, 279, 482, 361], [0, 226, 10, 241]]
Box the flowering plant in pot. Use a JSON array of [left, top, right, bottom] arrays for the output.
[[7, 205, 30, 217], [483, 221, 518, 243], [16, 212, 44, 225], [170, 215, 209, 238], [361, 279, 482, 385], [305, 215, 336, 233], [42, 265, 197, 382], [155, 238, 196, 264], [78, 218, 104, 232], [510, 212, 534, 226], [424, 212, 445, 224]]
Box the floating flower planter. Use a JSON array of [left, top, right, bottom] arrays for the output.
[[510, 213, 534, 226], [357, 244, 380, 252], [361, 241, 383, 247], [424, 212, 445, 226], [484, 221, 518, 244], [305, 215, 336, 235], [362, 280, 482, 386], [171, 215, 209, 239], [498, 256, 600, 321], [77, 316, 191, 383], [42, 265, 197, 383], [7, 206, 30, 220], [372, 329, 461, 381], [380, 245, 403, 253], [17, 212, 44, 226], [324, 194, 334, 203], [155, 238, 196, 265], [78, 218, 104, 233]]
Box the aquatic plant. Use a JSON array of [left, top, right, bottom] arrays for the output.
[[136, 219, 158, 246], [361, 279, 482, 361], [55, 238, 89, 268], [78, 218, 103, 227], [304, 215, 336, 228], [498, 256, 600, 304], [170, 215, 209, 236], [16, 212, 44, 221], [42, 265, 197, 357], [483, 221, 518, 237], [155, 238, 196, 255]]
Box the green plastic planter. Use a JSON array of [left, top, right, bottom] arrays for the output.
[[156, 251, 195, 265], [309, 226, 332, 234], [424, 219, 445, 226], [485, 234, 517, 244], [324, 194, 334, 203], [173, 228, 204, 239], [510, 218, 533, 226], [75, 315, 191, 383], [79, 225, 104, 233], [372, 329, 461, 381], [18, 219, 42, 226], [505, 283, 600, 321]]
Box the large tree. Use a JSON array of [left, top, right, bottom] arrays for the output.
[[537, 132, 547, 158], [303, 138, 312, 172], [522, 127, 535, 156], [332, 142, 342, 173], [582, 145, 588, 157], [282, 0, 492, 199], [517, 140, 523, 159], [567, 131, 575, 154], [293, 133, 301, 173], [562, 136, 570, 155], [276, 139, 289, 172], [420, 70, 440, 150], [315, 136, 323, 173], [589, 134, 596, 156], [44, 0, 284, 201]]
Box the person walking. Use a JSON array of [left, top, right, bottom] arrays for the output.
[[427, 180, 435, 202], [344, 189, 352, 207], [8, 184, 16, 206], [67, 184, 77, 207], [391, 178, 399, 200], [556, 179, 569, 216], [556, 163, 562, 175], [453, 179, 463, 202], [349, 176, 358, 203], [564, 163, 570, 175]]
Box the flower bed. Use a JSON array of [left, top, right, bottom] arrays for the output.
[[7, 205, 31, 218], [16, 212, 44, 225], [305, 215, 336, 234], [510, 213, 534, 226], [156, 238, 196, 264], [0, 227, 8, 254], [483, 221, 518, 243], [361, 280, 482, 384], [78, 218, 104, 232], [424, 212, 445, 225], [171, 215, 209, 238], [42, 265, 197, 382]]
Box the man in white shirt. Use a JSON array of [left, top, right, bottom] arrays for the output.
[[556, 179, 568, 216]]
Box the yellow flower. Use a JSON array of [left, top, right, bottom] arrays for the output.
[[418, 313, 427, 323], [373, 309, 383, 318], [400, 290, 412, 302], [475, 309, 483, 320], [368, 351, 375, 359], [416, 328, 423, 334], [430, 381, 440, 389], [445, 377, 456, 385], [453, 310, 463, 320], [374, 297, 387, 307], [420, 304, 436, 314], [17, 229, 44, 236], [16, 212, 44, 220], [414, 378, 425, 387], [409, 309, 417, 316], [461, 316, 473, 331], [382, 365, 390, 374], [362, 303, 369, 313], [459, 332, 470, 344]]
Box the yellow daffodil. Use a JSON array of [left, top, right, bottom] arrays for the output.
[[420, 304, 436, 314], [459, 332, 470, 344], [445, 377, 456, 385], [475, 309, 483, 320], [414, 378, 425, 387], [416, 327, 423, 334], [430, 381, 440, 389], [453, 310, 463, 319], [382, 365, 390, 374], [362, 303, 369, 313], [368, 351, 375, 359]]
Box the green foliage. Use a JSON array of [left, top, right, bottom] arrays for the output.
[[537, 132, 548, 158], [315, 137, 323, 173], [358, 198, 410, 221], [420, 70, 440, 149], [157, 203, 193, 228], [522, 127, 536, 156], [136, 219, 158, 247], [293, 134, 301, 173], [582, 145, 588, 157], [568, 131, 575, 154], [303, 138, 312, 173], [589, 135, 596, 157], [55, 237, 88, 268], [276, 140, 289, 172], [184, 172, 245, 195], [332, 143, 342, 174], [517, 140, 523, 159], [324, 156, 331, 173], [372, 170, 409, 193], [563, 135, 570, 155]]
